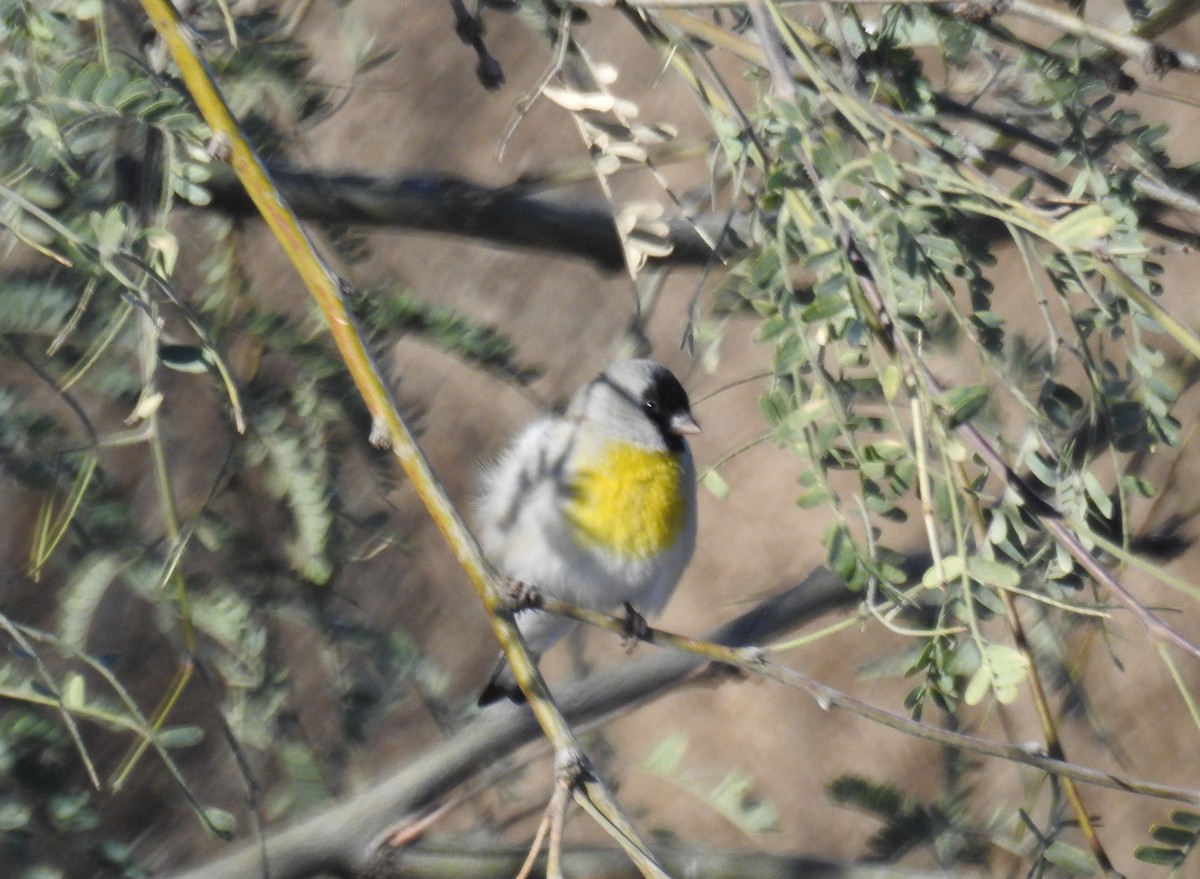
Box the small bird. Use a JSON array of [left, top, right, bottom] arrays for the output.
[[474, 359, 700, 705]]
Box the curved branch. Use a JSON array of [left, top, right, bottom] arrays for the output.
[[535, 595, 1200, 805], [200, 165, 747, 271]]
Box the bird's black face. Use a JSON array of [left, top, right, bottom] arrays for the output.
[[643, 369, 691, 446], [592, 360, 700, 452], [636, 366, 698, 453]]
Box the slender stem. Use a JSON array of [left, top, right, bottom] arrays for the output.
[[1001, 592, 1121, 877], [0, 612, 101, 789], [536, 594, 1200, 805]]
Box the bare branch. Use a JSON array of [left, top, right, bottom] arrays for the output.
[[200, 165, 747, 271], [534, 595, 1200, 806]]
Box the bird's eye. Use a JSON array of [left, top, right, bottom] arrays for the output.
[[644, 398, 658, 412]]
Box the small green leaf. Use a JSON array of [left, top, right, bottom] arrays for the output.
[[94, 67, 131, 106], [966, 557, 1020, 589], [115, 77, 156, 112], [942, 385, 988, 428], [48, 792, 97, 832], [985, 644, 1030, 687], [802, 291, 850, 322], [62, 673, 86, 709], [157, 726, 205, 749], [1170, 809, 1200, 830], [993, 683, 1020, 704], [973, 584, 1007, 617], [17, 177, 65, 209], [1082, 471, 1113, 519], [1043, 839, 1098, 874], [74, 0, 104, 19], [203, 807, 237, 838], [804, 248, 842, 273], [759, 391, 788, 427], [1040, 381, 1084, 430], [708, 770, 779, 834], [1150, 824, 1198, 847], [947, 639, 981, 676], [963, 665, 991, 706], [962, 644, 1029, 705], [644, 732, 689, 775], [825, 523, 859, 583], [173, 179, 212, 206], [921, 555, 965, 589], [702, 469, 730, 500], [880, 364, 902, 401], [0, 797, 32, 831], [796, 483, 831, 508], [358, 49, 400, 74], [1135, 845, 1185, 866], [91, 206, 127, 256], [146, 228, 179, 274], [1049, 204, 1115, 248], [870, 149, 900, 189], [1008, 176, 1034, 201]]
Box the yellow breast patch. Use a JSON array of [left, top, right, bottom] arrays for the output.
[[567, 441, 687, 560]]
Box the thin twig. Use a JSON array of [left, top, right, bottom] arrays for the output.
[[514, 804, 553, 879], [534, 595, 1200, 806], [1001, 593, 1121, 877], [0, 611, 101, 790]]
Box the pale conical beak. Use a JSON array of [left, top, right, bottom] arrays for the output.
[[670, 411, 701, 435]]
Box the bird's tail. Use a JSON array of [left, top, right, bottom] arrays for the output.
[[477, 655, 527, 706]]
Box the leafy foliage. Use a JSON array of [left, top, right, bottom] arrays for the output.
[[353, 283, 540, 382], [0, 711, 103, 879], [611, 0, 1195, 713], [1136, 809, 1200, 875], [0, 3, 516, 875], [828, 773, 985, 865], [643, 732, 779, 837]]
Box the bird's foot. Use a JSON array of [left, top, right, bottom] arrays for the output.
[[620, 601, 649, 652], [505, 578, 542, 611]]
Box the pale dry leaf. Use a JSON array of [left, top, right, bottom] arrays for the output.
[[593, 63, 619, 85], [594, 154, 622, 176], [604, 141, 649, 163], [626, 229, 674, 258], [543, 86, 616, 113]]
